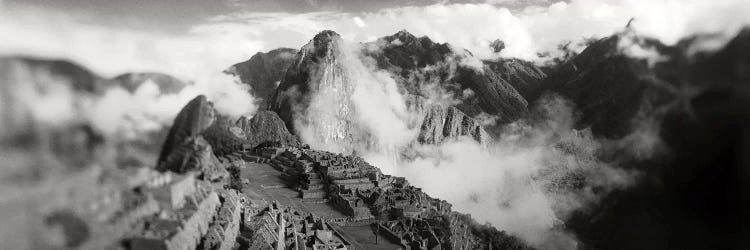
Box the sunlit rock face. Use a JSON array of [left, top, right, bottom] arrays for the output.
[[270, 30, 367, 154], [418, 105, 490, 145]]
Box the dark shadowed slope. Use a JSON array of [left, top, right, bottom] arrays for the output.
[[534, 33, 677, 138], [225, 48, 298, 108], [564, 28, 750, 250]]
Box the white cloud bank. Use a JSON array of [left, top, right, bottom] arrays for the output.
[[362, 95, 637, 248], [90, 74, 256, 139], [0, 6, 259, 140], [3, 0, 749, 78], [207, 0, 750, 60]]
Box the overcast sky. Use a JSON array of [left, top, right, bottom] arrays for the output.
[[1, 0, 749, 80], [2, 0, 558, 32]]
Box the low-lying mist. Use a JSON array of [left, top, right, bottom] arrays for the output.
[[367, 95, 644, 248], [0, 58, 259, 177]]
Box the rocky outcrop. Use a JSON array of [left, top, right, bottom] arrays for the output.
[[157, 136, 227, 181], [156, 95, 231, 180], [157, 95, 217, 165], [225, 48, 298, 108], [418, 105, 490, 145], [202, 111, 301, 156], [203, 115, 247, 156], [236, 111, 300, 150]]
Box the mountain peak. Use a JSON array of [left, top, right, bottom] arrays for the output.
[[384, 29, 420, 46], [313, 30, 340, 41], [305, 30, 344, 60]]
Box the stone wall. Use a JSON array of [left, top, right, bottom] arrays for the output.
[[130, 191, 220, 250], [202, 190, 242, 250]]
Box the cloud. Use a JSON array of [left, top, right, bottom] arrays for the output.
[[363, 95, 637, 248], [352, 16, 366, 27], [4, 0, 750, 77], [0, 6, 259, 142], [88, 73, 256, 139], [204, 0, 750, 62], [0, 6, 263, 80]]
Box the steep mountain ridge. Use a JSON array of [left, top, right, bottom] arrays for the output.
[[534, 33, 677, 138], [363, 30, 532, 125], [484, 58, 547, 100], [258, 30, 542, 147], [236, 110, 301, 150], [548, 28, 750, 249]]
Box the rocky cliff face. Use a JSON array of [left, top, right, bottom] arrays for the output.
[[154, 95, 232, 181], [236, 110, 300, 150], [203, 115, 247, 156], [418, 105, 490, 145], [269, 30, 367, 152], [225, 48, 298, 108]]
